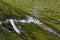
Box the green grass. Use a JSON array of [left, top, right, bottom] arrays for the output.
[[0, 28, 23, 40], [0, 22, 60, 40], [2, 0, 60, 33], [0, 0, 60, 40], [17, 22, 60, 40], [0, 0, 27, 20]]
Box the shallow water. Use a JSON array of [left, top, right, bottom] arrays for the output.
[[9, 19, 21, 34], [0, 21, 2, 24], [9, 19, 26, 40]]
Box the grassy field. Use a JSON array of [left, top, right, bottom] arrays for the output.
[[2, 0, 60, 33], [0, 28, 23, 40], [0, 22, 60, 40], [17, 22, 60, 40], [0, 0, 60, 40]]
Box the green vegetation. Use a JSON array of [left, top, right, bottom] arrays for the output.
[[2, 0, 60, 33], [0, 0, 27, 20], [0, 0, 60, 40], [17, 22, 60, 40], [0, 29, 23, 40]]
